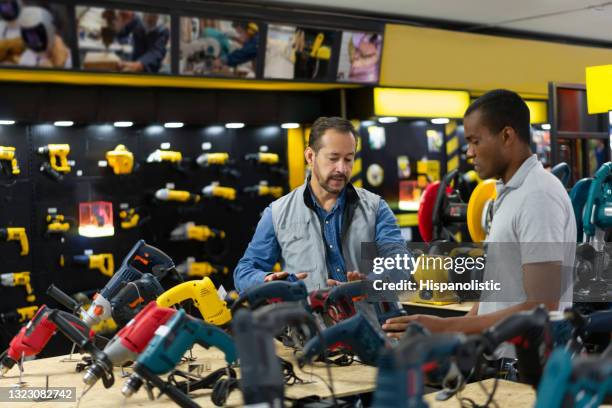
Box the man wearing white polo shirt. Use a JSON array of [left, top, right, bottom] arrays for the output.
[[383, 89, 576, 337]]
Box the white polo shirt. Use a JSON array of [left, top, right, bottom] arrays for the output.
[[478, 154, 576, 316]]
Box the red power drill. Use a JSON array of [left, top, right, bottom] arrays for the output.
[[1, 305, 93, 375]]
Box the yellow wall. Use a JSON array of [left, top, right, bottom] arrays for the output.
[[381, 24, 612, 97]]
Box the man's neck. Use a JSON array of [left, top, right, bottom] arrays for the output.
[[501, 150, 533, 184], [309, 178, 341, 212]]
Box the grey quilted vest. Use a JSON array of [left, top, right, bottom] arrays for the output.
[[270, 180, 381, 291]]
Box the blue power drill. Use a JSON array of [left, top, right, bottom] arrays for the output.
[[110, 273, 165, 326], [298, 311, 391, 367], [82, 240, 176, 327], [564, 307, 612, 353], [230, 280, 309, 312], [232, 302, 319, 407], [121, 309, 236, 405], [535, 348, 612, 408]]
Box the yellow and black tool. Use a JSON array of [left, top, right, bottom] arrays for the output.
[[0, 305, 39, 324], [201, 183, 237, 201], [309, 32, 331, 60], [45, 214, 70, 237], [176, 258, 229, 278], [196, 152, 230, 167], [37, 144, 71, 181], [0, 146, 20, 176], [118, 207, 145, 229], [146, 149, 183, 164], [245, 152, 280, 165], [106, 144, 134, 175], [0, 227, 29, 256], [243, 184, 284, 199], [72, 253, 115, 277], [170, 222, 226, 242], [466, 179, 497, 243], [0, 272, 36, 302], [154, 188, 201, 204]]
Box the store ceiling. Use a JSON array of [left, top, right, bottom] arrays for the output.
[[254, 0, 612, 43]]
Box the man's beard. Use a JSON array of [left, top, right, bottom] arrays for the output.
[[317, 172, 347, 194]]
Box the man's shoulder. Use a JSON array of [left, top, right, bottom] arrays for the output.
[[270, 184, 305, 211], [353, 185, 381, 203]]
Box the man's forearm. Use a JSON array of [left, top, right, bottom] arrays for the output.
[[442, 301, 545, 334]]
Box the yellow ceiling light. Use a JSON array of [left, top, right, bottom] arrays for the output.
[[525, 100, 548, 124], [586, 64, 612, 114], [374, 87, 470, 119]]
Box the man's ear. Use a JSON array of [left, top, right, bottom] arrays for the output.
[[305, 147, 315, 166], [501, 126, 516, 145]]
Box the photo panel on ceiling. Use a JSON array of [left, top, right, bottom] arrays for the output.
[[264, 24, 336, 80], [0, 0, 75, 69], [179, 16, 260, 79], [75, 5, 171, 73], [336, 30, 383, 84]]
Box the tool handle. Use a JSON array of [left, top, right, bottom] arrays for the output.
[[46, 284, 80, 313], [47, 309, 92, 352]]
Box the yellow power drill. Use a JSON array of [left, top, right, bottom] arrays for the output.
[[106, 144, 134, 175], [176, 258, 229, 278], [243, 184, 284, 198], [170, 222, 226, 242], [154, 188, 201, 204], [72, 253, 115, 277], [0, 227, 29, 256], [0, 272, 35, 302], [156, 277, 232, 326], [37, 144, 71, 181], [0, 146, 20, 176], [201, 184, 237, 201]]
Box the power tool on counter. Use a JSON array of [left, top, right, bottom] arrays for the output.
[[176, 258, 229, 279], [196, 152, 241, 178], [0, 227, 29, 255], [156, 277, 231, 326], [0, 271, 35, 302], [70, 253, 115, 277], [81, 301, 175, 388], [0, 305, 39, 325], [563, 307, 612, 353], [232, 303, 320, 407], [230, 280, 309, 313], [245, 152, 288, 178], [243, 183, 284, 199], [45, 214, 71, 237], [105, 144, 134, 175], [298, 311, 391, 367], [0, 145, 20, 176], [154, 188, 201, 204], [80, 240, 176, 327], [0, 305, 95, 376], [535, 348, 612, 408], [36, 144, 71, 181], [121, 309, 237, 405], [109, 273, 165, 326], [201, 183, 237, 201], [170, 222, 226, 242]]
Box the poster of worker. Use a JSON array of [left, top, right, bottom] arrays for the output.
[[179, 17, 259, 78], [76, 6, 171, 73], [336, 31, 382, 83], [0, 0, 74, 68], [264, 24, 336, 80]]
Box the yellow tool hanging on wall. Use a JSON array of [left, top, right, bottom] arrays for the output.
[[37, 144, 71, 180], [170, 222, 225, 242], [154, 188, 201, 204], [0, 272, 36, 302], [176, 258, 229, 278], [146, 149, 183, 164], [45, 214, 71, 237], [0, 227, 29, 256], [0, 146, 20, 176], [466, 179, 497, 242], [71, 253, 115, 277], [106, 144, 134, 175], [202, 183, 237, 201], [243, 184, 284, 199]]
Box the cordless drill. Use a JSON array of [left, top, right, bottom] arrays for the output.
[[231, 280, 309, 312], [121, 309, 237, 401], [0, 227, 29, 256], [0, 305, 94, 375], [156, 277, 232, 326], [37, 144, 71, 181], [233, 302, 319, 407], [0, 271, 35, 302], [0, 145, 20, 176], [170, 222, 225, 242], [110, 273, 165, 326], [82, 301, 175, 388], [82, 240, 176, 327]]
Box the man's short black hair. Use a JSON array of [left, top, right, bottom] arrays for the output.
[[308, 117, 357, 152], [464, 89, 531, 145]]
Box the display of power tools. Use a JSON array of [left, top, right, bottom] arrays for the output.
[[230, 280, 309, 313], [0, 305, 38, 325], [232, 302, 320, 407], [176, 258, 229, 279], [535, 348, 612, 408], [243, 183, 284, 199], [105, 144, 134, 175], [155, 188, 201, 204], [156, 277, 232, 326], [0, 305, 95, 376], [146, 148, 188, 171], [563, 307, 612, 353], [245, 152, 288, 178], [0, 145, 20, 176], [80, 240, 176, 327], [298, 311, 391, 367], [0, 271, 35, 302], [109, 273, 165, 326], [196, 152, 241, 178], [45, 214, 71, 237], [36, 144, 71, 181], [170, 222, 226, 242], [0, 227, 29, 255], [202, 183, 237, 201], [121, 309, 237, 404], [69, 253, 115, 277]]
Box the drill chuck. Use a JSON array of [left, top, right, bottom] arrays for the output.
[[122, 375, 142, 397], [83, 365, 102, 386]]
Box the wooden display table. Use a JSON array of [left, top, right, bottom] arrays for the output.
[[424, 379, 535, 407]]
